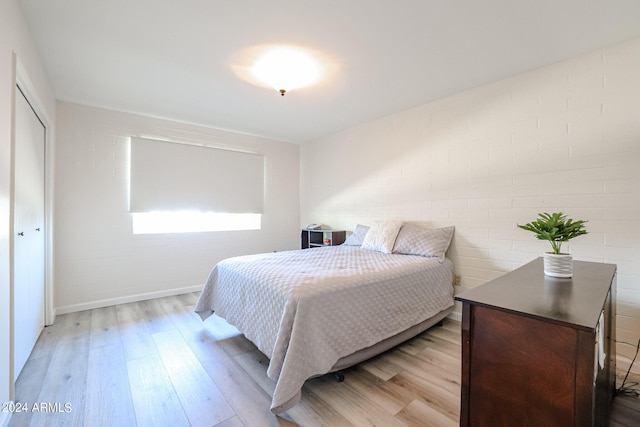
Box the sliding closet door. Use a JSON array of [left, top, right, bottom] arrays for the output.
[[13, 86, 46, 379]]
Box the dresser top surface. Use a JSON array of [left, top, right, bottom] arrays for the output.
[[455, 258, 616, 330]]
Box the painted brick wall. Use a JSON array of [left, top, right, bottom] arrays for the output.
[[54, 102, 300, 313], [301, 38, 640, 372]]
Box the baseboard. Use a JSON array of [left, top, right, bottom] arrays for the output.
[[55, 285, 203, 316]]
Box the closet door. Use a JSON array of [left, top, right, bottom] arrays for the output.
[[13, 86, 45, 379]]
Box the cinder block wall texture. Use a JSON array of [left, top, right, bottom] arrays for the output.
[[301, 37, 640, 372]]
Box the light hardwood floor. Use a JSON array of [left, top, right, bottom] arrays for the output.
[[8, 292, 640, 426]]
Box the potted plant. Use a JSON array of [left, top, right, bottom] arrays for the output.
[[517, 212, 588, 278]]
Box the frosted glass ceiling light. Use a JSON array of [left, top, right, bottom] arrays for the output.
[[251, 47, 321, 96], [231, 44, 333, 96]]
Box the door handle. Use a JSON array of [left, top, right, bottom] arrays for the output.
[[35, 228, 40, 231], [18, 232, 24, 236]]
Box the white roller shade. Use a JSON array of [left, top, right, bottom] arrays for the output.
[[130, 137, 264, 213]]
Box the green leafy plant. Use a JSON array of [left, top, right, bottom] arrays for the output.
[[517, 212, 588, 255]]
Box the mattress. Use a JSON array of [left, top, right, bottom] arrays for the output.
[[194, 245, 454, 414]]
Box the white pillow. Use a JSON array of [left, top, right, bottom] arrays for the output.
[[392, 224, 455, 262], [361, 220, 403, 254], [342, 224, 370, 246]]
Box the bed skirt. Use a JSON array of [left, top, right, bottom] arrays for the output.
[[329, 305, 454, 372]]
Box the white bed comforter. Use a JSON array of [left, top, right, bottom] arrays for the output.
[[194, 246, 454, 414]]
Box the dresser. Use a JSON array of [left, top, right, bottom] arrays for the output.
[[455, 258, 617, 426]]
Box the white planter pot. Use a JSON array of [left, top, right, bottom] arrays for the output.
[[543, 253, 573, 278]]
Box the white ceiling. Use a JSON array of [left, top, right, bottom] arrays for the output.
[[19, 0, 640, 143]]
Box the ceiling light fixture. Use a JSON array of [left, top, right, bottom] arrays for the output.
[[250, 47, 321, 96], [231, 44, 334, 96]]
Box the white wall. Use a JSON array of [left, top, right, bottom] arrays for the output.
[[301, 38, 640, 372], [0, 0, 56, 422], [54, 102, 300, 313]]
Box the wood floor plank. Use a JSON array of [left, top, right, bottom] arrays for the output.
[[84, 343, 137, 426], [393, 334, 430, 356], [412, 346, 460, 376], [167, 293, 299, 425], [89, 305, 120, 349], [390, 372, 460, 422], [126, 354, 191, 427], [29, 310, 91, 427], [285, 384, 353, 427], [304, 374, 408, 427], [333, 365, 411, 415], [188, 337, 281, 426], [213, 415, 247, 427], [28, 321, 63, 360], [424, 338, 460, 361], [383, 349, 461, 397], [233, 348, 276, 396], [8, 356, 51, 427], [416, 334, 463, 360], [115, 302, 156, 361], [152, 329, 236, 427], [156, 294, 205, 343], [230, 333, 363, 426], [11, 292, 638, 427], [138, 298, 176, 334], [180, 291, 199, 305], [425, 322, 461, 346], [359, 352, 405, 381], [218, 330, 261, 358], [396, 397, 458, 427]]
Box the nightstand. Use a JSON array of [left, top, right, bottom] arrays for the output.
[[301, 229, 346, 249]]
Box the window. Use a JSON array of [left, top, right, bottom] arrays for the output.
[[131, 211, 260, 234], [129, 137, 264, 234]]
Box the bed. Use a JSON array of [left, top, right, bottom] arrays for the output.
[[194, 222, 455, 414]]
